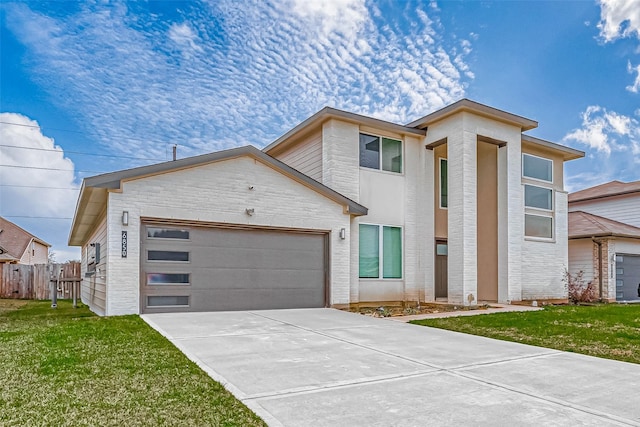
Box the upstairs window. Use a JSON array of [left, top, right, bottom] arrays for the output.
[[523, 154, 552, 182], [440, 158, 448, 208], [359, 133, 402, 173], [525, 214, 553, 239], [524, 185, 553, 210]]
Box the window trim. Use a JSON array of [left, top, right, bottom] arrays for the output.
[[359, 132, 404, 174], [146, 295, 190, 307], [439, 157, 448, 209], [522, 153, 553, 184], [145, 272, 191, 286], [146, 250, 191, 263], [146, 227, 191, 241], [359, 223, 403, 280], [524, 184, 553, 212], [524, 213, 554, 240]]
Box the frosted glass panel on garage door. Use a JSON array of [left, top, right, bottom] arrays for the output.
[[616, 254, 640, 301]]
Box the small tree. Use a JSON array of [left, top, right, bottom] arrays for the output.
[[563, 269, 598, 304]]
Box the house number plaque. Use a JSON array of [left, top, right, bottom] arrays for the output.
[[121, 231, 128, 258]]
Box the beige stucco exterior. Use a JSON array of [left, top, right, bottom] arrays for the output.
[[270, 102, 580, 306]]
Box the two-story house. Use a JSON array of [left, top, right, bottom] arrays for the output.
[[568, 180, 640, 302], [69, 99, 583, 316]]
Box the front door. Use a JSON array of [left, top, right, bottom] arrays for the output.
[[435, 240, 448, 298]]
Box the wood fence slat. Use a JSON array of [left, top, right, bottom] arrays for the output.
[[0, 262, 81, 300]]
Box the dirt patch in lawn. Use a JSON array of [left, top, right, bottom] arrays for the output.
[[352, 303, 493, 318], [0, 299, 29, 314]]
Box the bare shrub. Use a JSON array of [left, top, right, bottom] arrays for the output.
[[563, 269, 599, 303]]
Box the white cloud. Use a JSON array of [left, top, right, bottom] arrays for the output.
[[288, 0, 368, 44], [3, 0, 472, 160], [597, 0, 640, 42], [168, 22, 203, 54], [0, 113, 80, 260], [0, 114, 79, 217], [627, 61, 640, 93], [563, 105, 638, 155]]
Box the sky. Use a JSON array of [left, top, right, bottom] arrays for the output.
[[1, 0, 639, 262]]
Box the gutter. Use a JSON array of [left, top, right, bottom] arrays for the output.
[[592, 238, 603, 300]]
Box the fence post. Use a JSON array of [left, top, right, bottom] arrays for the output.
[[50, 269, 57, 309]]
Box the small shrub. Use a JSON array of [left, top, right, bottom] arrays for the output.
[[563, 269, 598, 303]]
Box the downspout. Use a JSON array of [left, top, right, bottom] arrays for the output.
[[592, 238, 603, 300]]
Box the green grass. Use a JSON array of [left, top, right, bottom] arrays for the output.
[[411, 304, 640, 364], [0, 300, 266, 427]]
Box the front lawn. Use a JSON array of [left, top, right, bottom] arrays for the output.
[[0, 300, 266, 427], [411, 304, 640, 364]]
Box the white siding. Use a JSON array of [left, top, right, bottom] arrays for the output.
[[18, 240, 48, 265], [274, 131, 323, 181], [568, 239, 595, 285], [81, 214, 107, 316], [322, 119, 360, 201], [105, 156, 352, 315], [569, 194, 640, 228], [615, 238, 640, 255]]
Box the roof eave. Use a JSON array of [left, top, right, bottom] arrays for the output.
[[68, 184, 108, 246], [521, 134, 584, 161], [264, 107, 426, 155], [569, 188, 640, 204], [69, 146, 368, 246], [407, 99, 538, 131], [569, 233, 640, 240]]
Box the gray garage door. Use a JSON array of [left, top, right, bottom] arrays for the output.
[[616, 253, 640, 302], [141, 223, 328, 313]]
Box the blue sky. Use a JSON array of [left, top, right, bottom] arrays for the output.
[[1, 0, 639, 261]]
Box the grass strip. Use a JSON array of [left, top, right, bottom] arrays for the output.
[[0, 300, 266, 427], [411, 304, 640, 364]]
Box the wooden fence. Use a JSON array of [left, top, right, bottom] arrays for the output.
[[0, 262, 81, 300]]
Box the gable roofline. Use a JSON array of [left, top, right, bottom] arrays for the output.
[[569, 180, 640, 203], [407, 98, 538, 131], [568, 210, 640, 240], [263, 107, 426, 155], [69, 145, 368, 246], [0, 216, 51, 260], [521, 134, 584, 161]]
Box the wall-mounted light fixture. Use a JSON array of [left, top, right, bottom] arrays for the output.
[[339, 228, 346, 240], [245, 208, 255, 216], [122, 211, 129, 226]]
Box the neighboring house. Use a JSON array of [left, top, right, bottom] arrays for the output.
[[0, 216, 51, 265], [68, 99, 583, 316], [568, 181, 640, 302]]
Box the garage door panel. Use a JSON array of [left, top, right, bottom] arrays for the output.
[[141, 223, 328, 313], [188, 248, 324, 270], [190, 288, 325, 312], [190, 268, 324, 291]]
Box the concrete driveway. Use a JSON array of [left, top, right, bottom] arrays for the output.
[[143, 308, 640, 426]]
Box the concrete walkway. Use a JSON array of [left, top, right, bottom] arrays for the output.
[[143, 308, 640, 427]]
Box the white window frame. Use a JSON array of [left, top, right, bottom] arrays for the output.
[[524, 184, 553, 212], [522, 153, 553, 183], [358, 133, 404, 174], [524, 213, 554, 240], [359, 223, 403, 280], [439, 157, 448, 209]]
